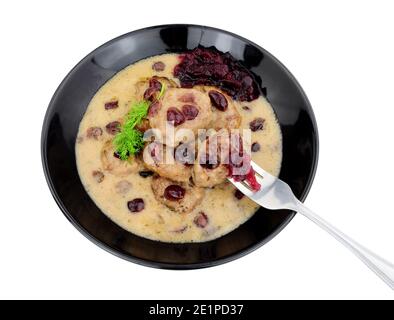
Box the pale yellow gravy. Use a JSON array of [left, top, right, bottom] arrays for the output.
[[76, 54, 282, 243]]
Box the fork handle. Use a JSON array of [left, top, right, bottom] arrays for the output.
[[294, 200, 394, 290]]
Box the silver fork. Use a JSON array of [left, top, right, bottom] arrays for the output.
[[229, 161, 394, 290]]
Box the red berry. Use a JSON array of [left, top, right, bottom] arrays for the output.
[[167, 107, 185, 126], [181, 104, 199, 120], [194, 212, 209, 228], [148, 101, 161, 117], [251, 142, 261, 152], [127, 198, 145, 212], [105, 121, 121, 135], [152, 61, 165, 71], [208, 90, 228, 111], [104, 100, 118, 110], [234, 189, 244, 200], [86, 127, 103, 139], [249, 118, 265, 132], [164, 185, 186, 201]]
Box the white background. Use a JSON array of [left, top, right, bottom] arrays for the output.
[[1, 0, 393, 300]]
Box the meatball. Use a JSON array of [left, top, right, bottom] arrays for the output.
[[193, 162, 228, 188], [100, 140, 141, 176], [142, 143, 192, 182], [151, 176, 205, 214], [192, 131, 230, 188], [148, 88, 212, 146]]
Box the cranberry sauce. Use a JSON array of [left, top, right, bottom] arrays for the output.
[[174, 47, 260, 102]]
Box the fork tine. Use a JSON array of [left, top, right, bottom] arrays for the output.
[[251, 160, 277, 185], [240, 180, 252, 190], [250, 160, 268, 178], [229, 161, 274, 197], [228, 178, 253, 196]]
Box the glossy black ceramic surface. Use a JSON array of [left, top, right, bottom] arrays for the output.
[[41, 25, 319, 269]]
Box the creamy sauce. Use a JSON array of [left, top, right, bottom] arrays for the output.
[[76, 53, 282, 243]]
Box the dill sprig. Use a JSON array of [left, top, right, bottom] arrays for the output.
[[113, 128, 144, 160], [124, 100, 150, 130], [113, 81, 166, 161], [113, 100, 149, 160], [158, 82, 166, 99]]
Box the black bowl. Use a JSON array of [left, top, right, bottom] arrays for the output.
[[41, 24, 319, 269]]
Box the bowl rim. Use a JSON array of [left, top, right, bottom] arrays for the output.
[[41, 24, 319, 269]]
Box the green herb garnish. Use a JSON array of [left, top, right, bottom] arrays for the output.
[[113, 100, 149, 160], [113, 127, 144, 160], [124, 100, 150, 130], [113, 81, 166, 161]]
